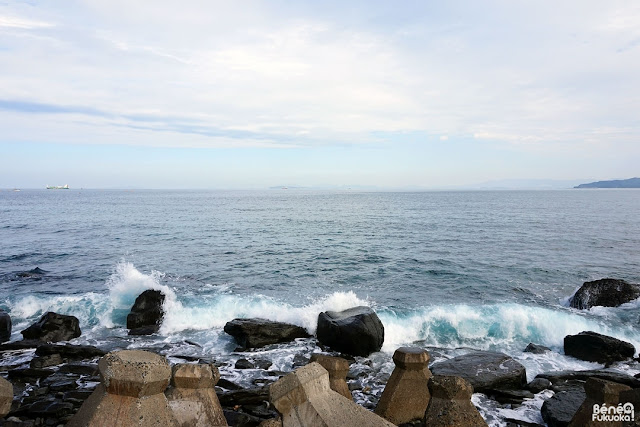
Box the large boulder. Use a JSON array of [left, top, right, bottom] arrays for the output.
[[536, 369, 640, 388], [569, 278, 640, 309], [127, 289, 165, 335], [223, 318, 310, 350], [316, 306, 384, 357], [564, 331, 635, 364], [0, 309, 11, 343], [21, 312, 81, 342], [541, 384, 586, 427], [430, 351, 526, 393]]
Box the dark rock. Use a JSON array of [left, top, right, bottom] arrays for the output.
[[8, 368, 55, 379], [0, 309, 11, 343], [126, 289, 165, 335], [0, 340, 41, 351], [316, 306, 384, 357], [24, 399, 74, 417], [564, 331, 635, 364], [222, 409, 263, 427], [569, 278, 640, 309], [35, 343, 105, 360], [20, 312, 81, 342], [526, 378, 551, 393], [541, 386, 586, 427], [29, 354, 63, 369], [235, 358, 255, 369], [16, 267, 47, 279], [223, 318, 310, 350], [524, 343, 551, 354], [241, 403, 278, 419], [253, 358, 273, 370], [430, 351, 527, 393], [486, 388, 535, 405], [217, 378, 244, 391], [292, 353, 309, 368], [62, 390, 94, 402], [217, 386, 269, 406], [503, 418, 545, 427], [536, 369, 640, 388], [58, 362, 99, 376]]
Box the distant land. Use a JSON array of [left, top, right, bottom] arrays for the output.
[[574, 177, 640, 188]]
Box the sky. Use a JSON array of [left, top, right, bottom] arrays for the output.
[[0, 0, 639, 189]]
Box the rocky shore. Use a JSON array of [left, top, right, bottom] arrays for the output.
[[0, 277, 639, 426]]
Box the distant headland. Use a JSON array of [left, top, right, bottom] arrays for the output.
[[574, 177, 640, 188]]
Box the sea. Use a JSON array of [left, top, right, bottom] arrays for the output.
[[1, 189, 639, 425]]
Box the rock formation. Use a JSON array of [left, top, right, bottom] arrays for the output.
[[564, 331, 635, 364], [127, 290, 165, 335], [224, 318, 310, 350], [316, 306, 384, 357], [569, 278, 640, 309], [21, 312, 81, 342]]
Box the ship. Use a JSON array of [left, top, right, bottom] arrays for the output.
[[46, 184, 69, 190]]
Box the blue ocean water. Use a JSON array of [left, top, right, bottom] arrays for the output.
[[1, 189, 640, 423]]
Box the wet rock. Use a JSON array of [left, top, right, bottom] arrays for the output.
[[24, 399, 74, 417], [430, 351, 527, 393], [127, 289, 165, 335], [35, 343, 105, 360], [223, 409, 263, 427], [568, 377, 630, 426], [218, 378, 244, 391], [316, 306, 384, 357], [235, 358, 273, 370], [486, 388, 535, 405], [375, 347, 432, 424], [223, 318, 310, 350], [217, 386, 269, 407], [0, 309, 12, 343], [30, 354, 63, 369], [0, 376, 13, 417], [527, 378, 552, 393], [423, 375, 488, 427], [524, 343, 551, 354], [541, 385, 586, 427], [8, 368, 55, 380], [536, 369, 640, 388], [20, 312, 81, 342], [564, 331, 635, 364], [569, 278, 640, 309], [58, 362, 99, 376]]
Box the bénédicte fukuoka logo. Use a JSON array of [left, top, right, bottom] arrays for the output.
[[592, 403, 634, 422]]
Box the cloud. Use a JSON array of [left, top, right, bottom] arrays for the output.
[[0, 1, 638, 157]]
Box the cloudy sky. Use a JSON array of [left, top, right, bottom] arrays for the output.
[[1, 1, 638, 189]]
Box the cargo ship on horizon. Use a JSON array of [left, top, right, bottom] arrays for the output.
[[46, 184, 69, 189]]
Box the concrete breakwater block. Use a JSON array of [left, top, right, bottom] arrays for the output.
[[568, 377, 631, 427], [375, 346, 432, 425], [309, 354, 352, 400], [166, 363, 228, 426], [423, 375, 488, 427], [270, 362, 394, 427], [67, 350, 178, 427], [0, 376, 13, 417]]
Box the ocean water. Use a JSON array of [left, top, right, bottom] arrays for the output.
[[1, 189, 640, 424]]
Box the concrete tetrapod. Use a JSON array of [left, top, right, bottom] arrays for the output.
[[568, 377, 631, 427], [270, 362, 394, 427], [375, 346, 432, 425], [309, 354, 352, 400], [423, 375, 488, 427], [0, 376, 13, 417], [166, 363, 228, 426], [67, 350, 178, 427]]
